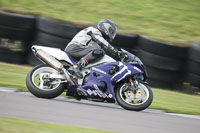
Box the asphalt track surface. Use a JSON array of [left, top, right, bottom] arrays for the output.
[[0, 88, 200, 133]]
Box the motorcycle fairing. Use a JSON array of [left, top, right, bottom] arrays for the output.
[[67, 61, 146, 102]]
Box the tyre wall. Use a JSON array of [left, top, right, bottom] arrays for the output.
[[184, 43, 200, 87], [136, 35, 189, 88], [0, 10, 199, 89], [0, 10, 35, 63]]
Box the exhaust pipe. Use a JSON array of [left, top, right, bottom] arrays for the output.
[[32, 46, 75, 85], [32, 47, 64, 72]]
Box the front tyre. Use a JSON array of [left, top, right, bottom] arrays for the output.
[[115, 82, 153, 111], [26, 64, 66, 99]]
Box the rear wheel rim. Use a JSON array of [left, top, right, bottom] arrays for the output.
[[119, 83, 149, 105], [31, 67, 61, 91]]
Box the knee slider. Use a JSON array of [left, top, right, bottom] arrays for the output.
[[92, 49, 105, 58]]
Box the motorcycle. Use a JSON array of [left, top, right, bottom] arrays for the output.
[[26, 45, 153, 111]]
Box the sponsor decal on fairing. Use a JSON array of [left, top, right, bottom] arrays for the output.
[[92, 67, 107, 75], [86, 84, 112, 98]]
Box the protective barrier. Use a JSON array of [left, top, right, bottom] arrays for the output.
[[0, 10, 35, 63], [0, 10, 199, 89], [136, 35, 189, 88], [184, 43, 200, 87]]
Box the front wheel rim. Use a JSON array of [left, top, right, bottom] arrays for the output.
[[119, 83, 150, 105]]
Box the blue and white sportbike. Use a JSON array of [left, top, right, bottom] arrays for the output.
[[26, 45, 153, 111]]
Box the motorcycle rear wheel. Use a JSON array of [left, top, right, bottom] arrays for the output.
[[115, 82, 153, 111], [26, 64, 66, 99]]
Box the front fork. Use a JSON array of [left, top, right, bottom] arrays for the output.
[[129, 78, 139, 90]]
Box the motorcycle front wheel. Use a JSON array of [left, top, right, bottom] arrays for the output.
[[115, 82, 153, 111], [26, 64, 66, 99]]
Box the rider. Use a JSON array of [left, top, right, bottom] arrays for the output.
[[65, 19, 127, 79]]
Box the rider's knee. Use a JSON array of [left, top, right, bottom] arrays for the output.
[[92, 49, 105, 58]]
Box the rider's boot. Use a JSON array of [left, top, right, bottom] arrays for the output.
[[74, 88, 88, 101], [68, 57, 88, 79], [68, 57, 89, 99], [73, 87, 88, 100]]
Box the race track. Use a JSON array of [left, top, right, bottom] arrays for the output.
[[0, 89, 200, 133]]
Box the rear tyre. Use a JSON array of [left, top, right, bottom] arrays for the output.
[[26, 64, 66, 99], [115, 82, 153, 111]]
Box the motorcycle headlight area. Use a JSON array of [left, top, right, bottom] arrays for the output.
[[134, 73, 144, 81]]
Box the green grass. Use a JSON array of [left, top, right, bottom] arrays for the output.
[[0, 62, 200, 115], [0, 0, 200, 45], [151, 88, 200, 115], [0, 117, 114, 133], [0, 62, 32, 91]]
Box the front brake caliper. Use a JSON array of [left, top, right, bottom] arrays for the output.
[[129, 78, 139, 91]]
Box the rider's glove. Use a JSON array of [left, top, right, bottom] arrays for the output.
[[118, 51, 128, 61]]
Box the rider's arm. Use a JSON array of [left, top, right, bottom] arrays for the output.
[[87, 30, 119, 57]]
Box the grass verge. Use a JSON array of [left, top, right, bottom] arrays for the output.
[[0, 62, 32, 91], [0, 117, 114, 133], [151, 88, 200, 115], [0, 0, 200, 45], [0, 62, 200, 115]]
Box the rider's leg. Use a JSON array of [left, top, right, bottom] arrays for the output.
[[65, 45, 105, 98], [68, 49, 105, 78], [65, 44, 105, 78]]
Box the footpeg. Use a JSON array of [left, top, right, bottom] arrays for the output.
[[68, 66, 83, 79]]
